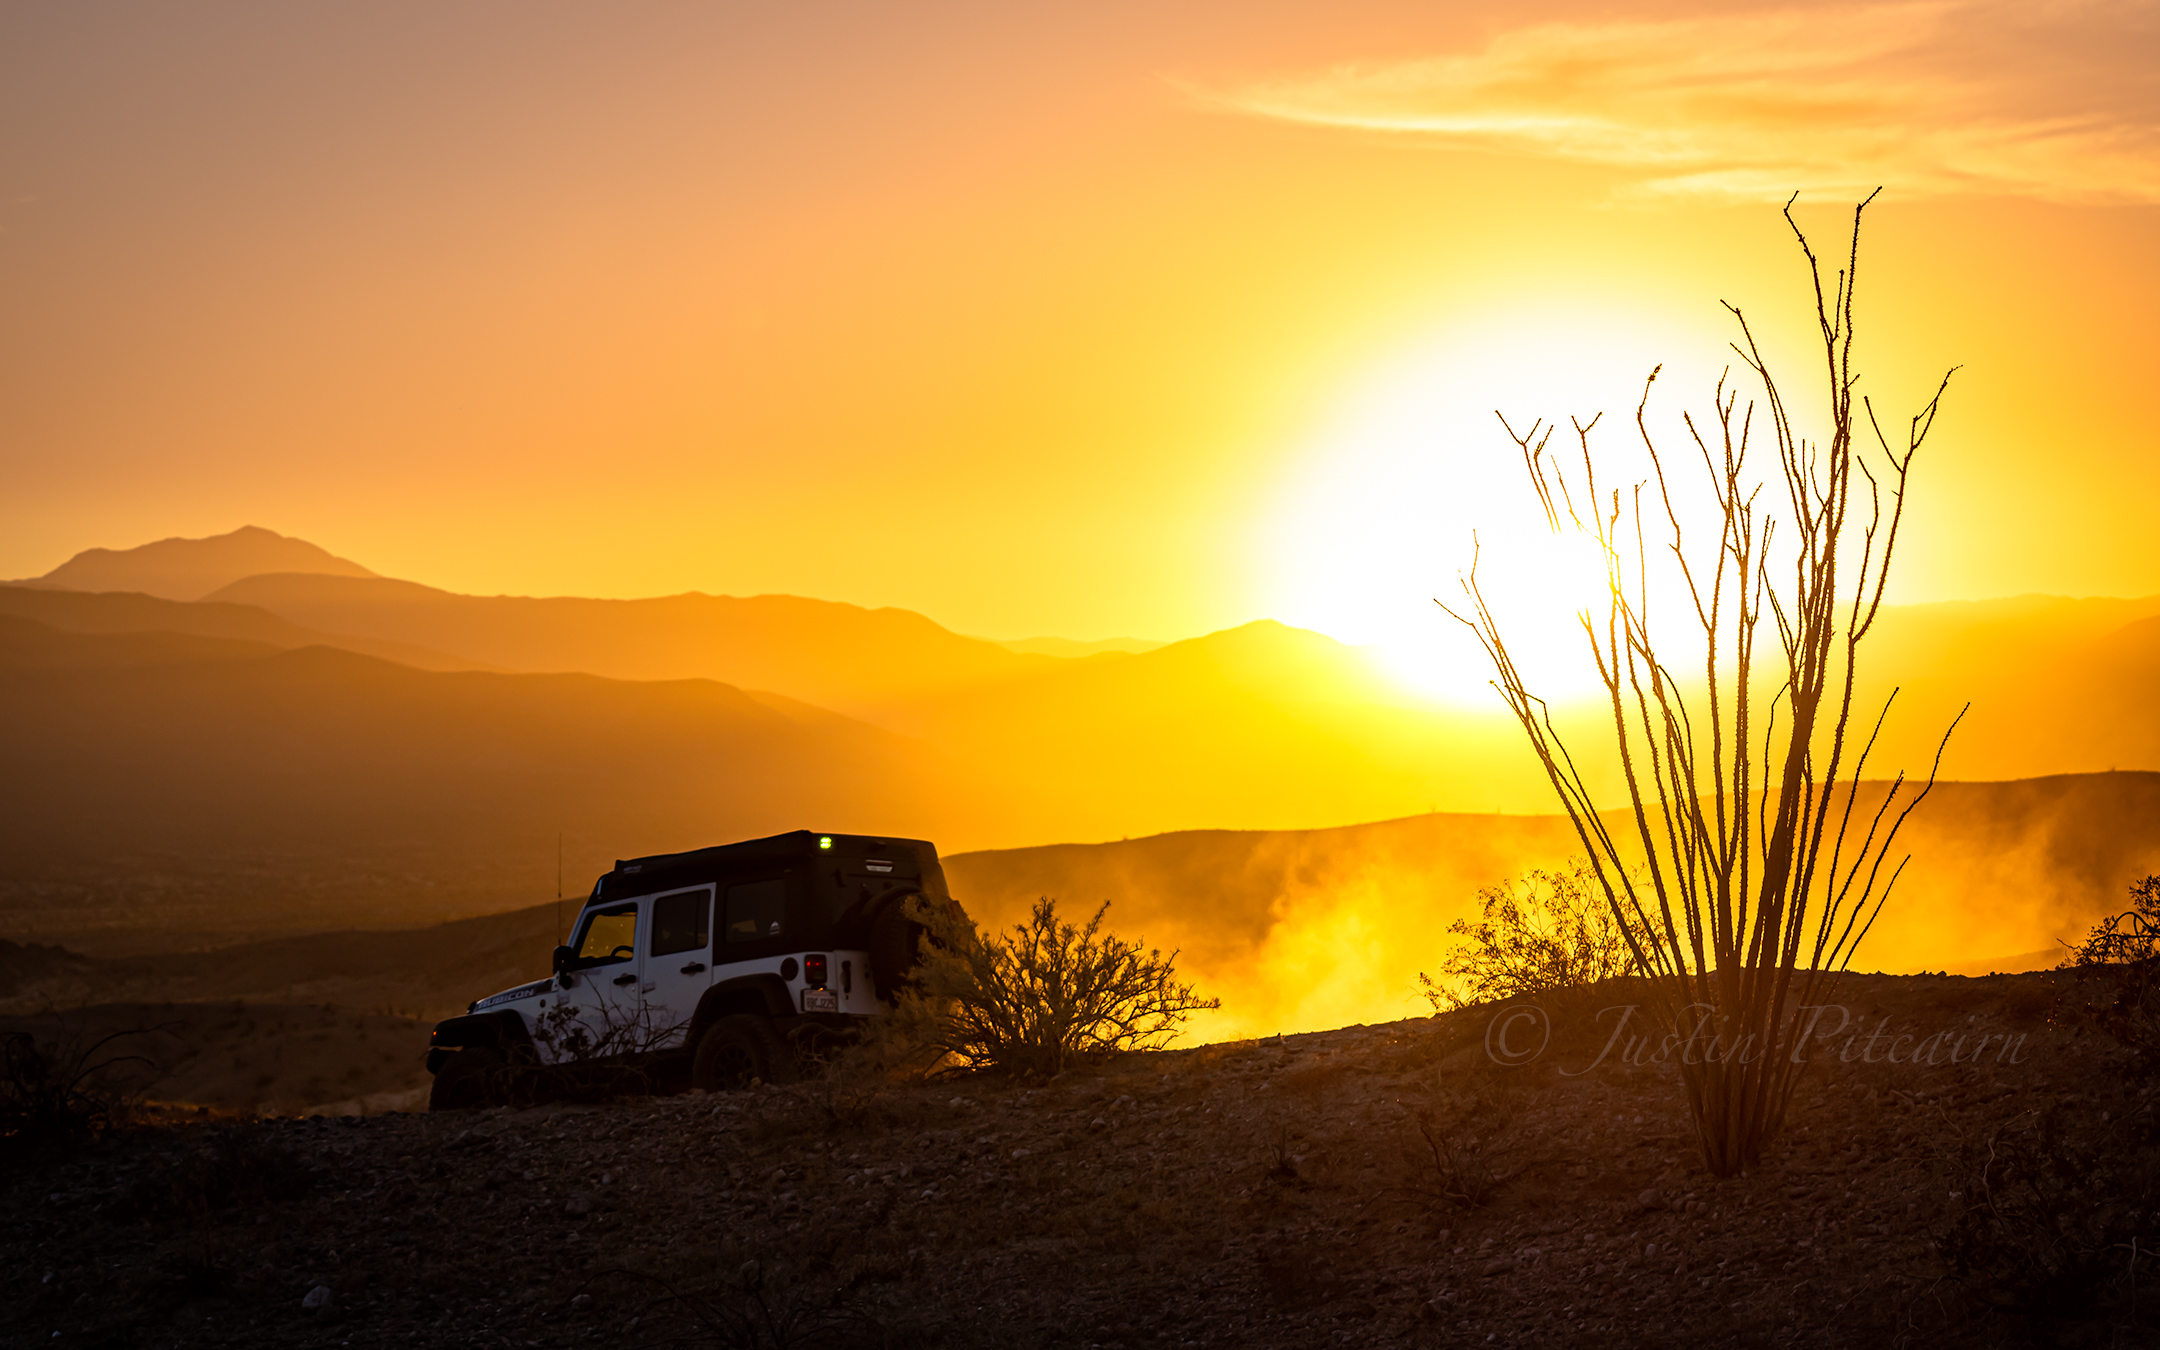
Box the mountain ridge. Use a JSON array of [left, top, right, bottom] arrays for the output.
[[15, 525, 376, 601]]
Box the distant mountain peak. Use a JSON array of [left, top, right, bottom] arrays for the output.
[[22, 526, 378, 601]]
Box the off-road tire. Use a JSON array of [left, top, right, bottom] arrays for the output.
[[429, 1046, 508, 1111], [691, 1014, 795, 1091]]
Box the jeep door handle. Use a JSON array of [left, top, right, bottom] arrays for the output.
[[680, 962, 706, 974], [612, 974, 638, 986]]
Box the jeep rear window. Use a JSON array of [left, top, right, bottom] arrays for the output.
[[724, 879, 786, 944], [575, 905, 638, 964], [650, 888, 711, 957]]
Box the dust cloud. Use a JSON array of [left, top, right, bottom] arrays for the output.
[[944, 772, 2160, 1043]]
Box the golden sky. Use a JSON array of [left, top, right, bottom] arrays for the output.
[[2, 0, 2154, 647]]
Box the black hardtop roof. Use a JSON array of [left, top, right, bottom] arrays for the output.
[[593, 830, 936, 901]]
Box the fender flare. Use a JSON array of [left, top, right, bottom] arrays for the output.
[[687, 974, 795, 1046]]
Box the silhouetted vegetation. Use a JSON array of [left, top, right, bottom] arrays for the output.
[[1405, 1058, 1527, 1208], [0, 1016, 162, 1163], [903, 896, 1218, 1078], [2059, 873, 2160, 1071], [1447, 193, 1961, 1176], [1418, 858, 1644, 1012]]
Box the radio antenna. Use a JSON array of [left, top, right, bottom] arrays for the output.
[[556, 832, 564, 944]]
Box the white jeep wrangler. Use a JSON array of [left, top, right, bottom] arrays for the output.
[[425, 830, 943, 1109]]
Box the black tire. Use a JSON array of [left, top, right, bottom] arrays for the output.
[[690, 1014, 794, 1091], [429, 1046, 507, 1112]]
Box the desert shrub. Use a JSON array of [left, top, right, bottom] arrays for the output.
[[520, 997, 685, 1103], [1417, 858, 1645, 1013], [0, 1021, 162, 1163], [1403, 1056, 1527, 1208], [1939, 1099, 2160, 1322], [902, 896, 1219, 1079], [2059, 874, 2160, 1071]]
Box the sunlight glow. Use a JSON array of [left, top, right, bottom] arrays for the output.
[[1258, 304, 1726, 708]]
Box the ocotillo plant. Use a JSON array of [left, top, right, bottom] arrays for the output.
[[1446, 192, 1962, 1176]]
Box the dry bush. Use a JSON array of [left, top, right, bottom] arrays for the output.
[[1938, 1099, 2160, 1324], [1404, 1058, 1529, 1208], [1418, 858, 1645, 1013], [1, 1016, 165, 1163], [454, 998, 689, 1107], [2059, 874, 2160, 1071], [902, 896, 1219, 1079]]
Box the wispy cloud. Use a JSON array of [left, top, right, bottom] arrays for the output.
[[1196, 1, 2160, 203]]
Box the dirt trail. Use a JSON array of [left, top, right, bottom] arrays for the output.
[[1, 970, 2141, 1348]]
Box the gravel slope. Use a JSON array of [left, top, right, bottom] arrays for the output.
[[2, 969, 2144, 1349]]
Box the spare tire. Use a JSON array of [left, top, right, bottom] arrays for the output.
[[864, 892, 926, 1005]]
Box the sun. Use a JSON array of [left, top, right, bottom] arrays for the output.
[[1256, 302, 1724, 708]]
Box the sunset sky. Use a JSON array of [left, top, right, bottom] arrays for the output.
[[3, 0, 2154, 652]]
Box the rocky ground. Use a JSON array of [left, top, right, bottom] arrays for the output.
[[3, 968, 2151, 1349]]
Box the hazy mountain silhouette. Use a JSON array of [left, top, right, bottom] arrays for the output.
[[187, 533, 2160, 834], [205, 572, 1056, 712], [873, 619, 1551, 839], [990, 635, 1167, 658], [0, 584, 485, 672], [18, 525, 376, 600], [11, 527, 2160, 967], [0, 613, 968, 947], [1853, 595, 2160, 781]]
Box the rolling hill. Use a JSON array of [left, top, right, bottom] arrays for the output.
[[204, 571, 1060, 713], [0, 613, 969, 949], [943, 771, 2160, 1039], [11, 771, 2152, 1048], [0, 584, 483, 672], [7, 527, 2160, 974]]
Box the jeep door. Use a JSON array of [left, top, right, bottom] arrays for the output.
[[642, 884, 714, 1050], [545, 900, 646, 1064]]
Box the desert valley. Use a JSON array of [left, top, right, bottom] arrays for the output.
[[4, 527, 2160, 1346], [6, 2, 2158, 1344]]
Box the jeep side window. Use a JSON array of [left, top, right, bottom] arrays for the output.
[[650, 888, 711, 957], [724, 879, 786, 944], [573, 905, 638, 965]]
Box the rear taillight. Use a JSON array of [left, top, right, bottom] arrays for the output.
[[805, 953, 828, 990]]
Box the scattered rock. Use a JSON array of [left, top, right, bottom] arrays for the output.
[[0, 971, 2093, 1347]]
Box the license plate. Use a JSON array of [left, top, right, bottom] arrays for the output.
[[802, 990, 839, 1013]]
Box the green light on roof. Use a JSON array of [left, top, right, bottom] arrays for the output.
[[819, 836, 833, 849]]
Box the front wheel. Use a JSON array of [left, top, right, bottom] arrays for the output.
[[428, 1046, 508, 1111], [690, 1015, 794, 1091]]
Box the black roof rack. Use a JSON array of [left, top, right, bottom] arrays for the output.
[[591, 830, 933, 902]]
